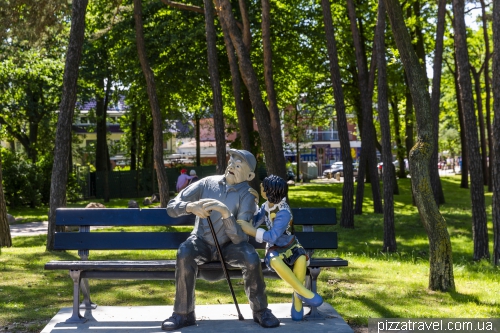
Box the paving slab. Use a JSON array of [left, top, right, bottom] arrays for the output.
[[41, 303, 353, 333]]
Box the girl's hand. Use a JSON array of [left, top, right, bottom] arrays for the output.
[[236, 219, 257, 237]]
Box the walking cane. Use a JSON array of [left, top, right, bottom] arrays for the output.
[[206, 215, 245, 321]]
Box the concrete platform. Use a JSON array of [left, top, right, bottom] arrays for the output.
[[41, 303, 353, 333]]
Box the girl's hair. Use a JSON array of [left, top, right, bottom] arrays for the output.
[[262, 174, 288, 204]]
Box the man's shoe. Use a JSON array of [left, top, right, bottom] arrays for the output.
[[253, 308, 280, 328], [161, 312, 196, 331], [296, 291, 323, 307]]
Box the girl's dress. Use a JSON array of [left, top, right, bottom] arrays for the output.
[[253, 198, 309, 269]]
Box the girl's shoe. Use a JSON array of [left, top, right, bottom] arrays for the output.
[[296, 291, 323, 307], [291, 294, 304, 321]]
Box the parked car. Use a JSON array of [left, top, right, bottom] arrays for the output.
[[323, 162, 344, 178], [323, 162, 359, 178], [339, 163, 359, 177]]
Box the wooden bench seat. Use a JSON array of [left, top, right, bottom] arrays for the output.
[[44, 207, 347, 323]]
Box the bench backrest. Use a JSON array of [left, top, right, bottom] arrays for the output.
[[54, 207, 338, 252]]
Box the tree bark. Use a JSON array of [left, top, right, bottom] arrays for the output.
[[130, 108, 138, 171], [471, 66, 489, 187], [347, 0, 382, 215], [384, 0, 454, 291], [480, 0, 493, 192], [216, 0, 279, 175], [204, 0, 227, 175], [429, 0, 446, 205], [491, 0, 500, 265], [219, 14, 251, 152], [452, 0, 489, 261], [448, 56, 469, 188], [261, 0, 286, 180], [390, 94, 406, 180], [321, 0, 354, 228], [376, 0, 396, 252], [133, 0, 169, 207], [47, 0, 88, 251], [95, 77, 111, 202], [0, 152, 12, 248]]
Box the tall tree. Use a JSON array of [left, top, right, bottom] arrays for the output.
[[447, 55, 469, 188], [492, 0, 500, 265], [219, 11, 251, 153], [480, 0, 493, 192], [470, 65, 489, 187], [47, 0, 89, 251], [94, 77, 112, 202], [203, 0, 226, 174], [261, 0, 286, 180], [0, 152, 11, 248], [376, 0, 396, 252], [384, 0, 454, 291], [216, 0, 281, 176], [452, 0, 489, 261], [429, 0, 446, 205], [346, 0, 383, 215], [133, 0, 169, 207], [321, 0, 354, 228]]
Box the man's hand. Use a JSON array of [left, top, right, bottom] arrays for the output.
[[236, 219, 257, 237], [202, 199, 231, 219], [186, 199, 214, 218]]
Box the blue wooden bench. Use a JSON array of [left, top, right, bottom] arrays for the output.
[[44, 207, 348, 323]]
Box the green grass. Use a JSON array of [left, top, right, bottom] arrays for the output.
[[1, 176, 499, 332]]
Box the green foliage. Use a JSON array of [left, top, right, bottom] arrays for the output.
[[1, 149, 43, 208], [1, 148, 82, 208]]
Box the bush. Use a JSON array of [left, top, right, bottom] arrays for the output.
[[1, 149, 43, 208], [1, 149, 82, 207]]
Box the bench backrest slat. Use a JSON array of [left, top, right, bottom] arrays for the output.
[[53, 231, 338, 251], [291, 208, 337, 225], [56, 208, 195, 226], [55, 208, 337, 226], [54, 207, 338, 252]]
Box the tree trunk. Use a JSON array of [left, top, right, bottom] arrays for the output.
[[130, 108, 138, 171], [452, 0, 490, 261], [0, 152, 12, 248], [347, 0, 382, 215], [216, 0, 279, 175], [261, 0, 286, 180], [390, 95, 407, 179], [384, 0, 454, 291], [429, 0, 446, 205], [490, 0, 500, 265], [480, 0, 493, 192], [321, 0, 354, 228], [195, 114, 201, 166], [133, 0, 169, 207], [450, 56, 469, 188], [220, 15, 251, 152], [96, 77, 110, 202], [204, 0, 226, 175], [376, 0, 396, 252], [404, 82, 414, 170], [471, 67, 489, 187], [47, 0, 88, 251]]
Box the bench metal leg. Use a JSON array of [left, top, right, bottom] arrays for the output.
[[79, 278, 97, 309], [66, 270, 87, 323], [304, 267, 325, 320]]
